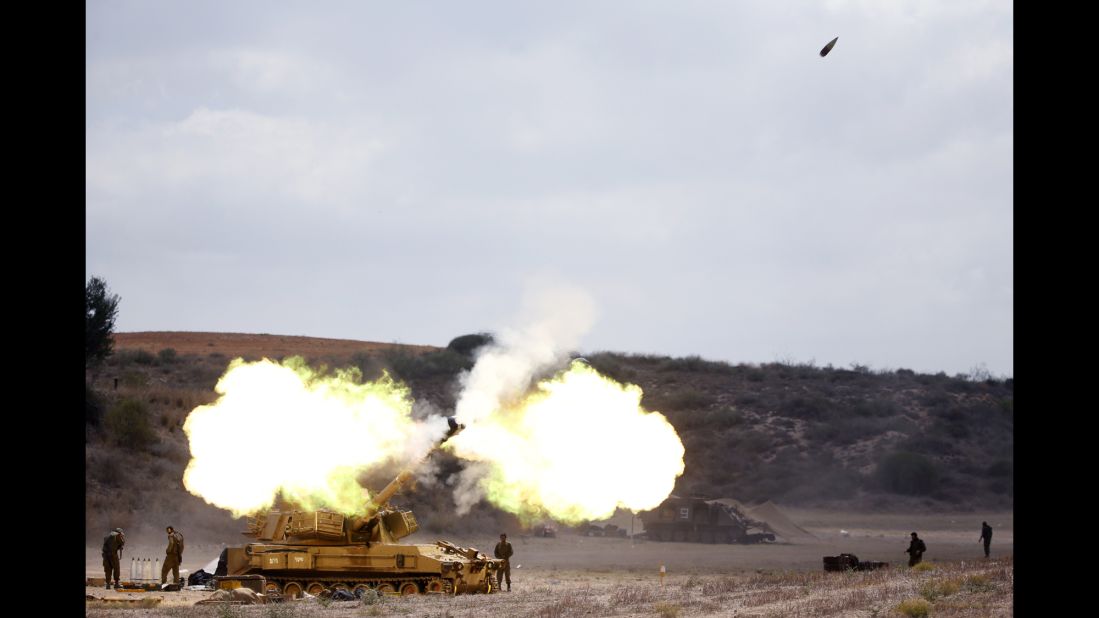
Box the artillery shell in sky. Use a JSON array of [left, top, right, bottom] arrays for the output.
[[820, 37, 839, 57]]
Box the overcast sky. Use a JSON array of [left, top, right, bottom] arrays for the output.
[[86, 1, 1013, 377]]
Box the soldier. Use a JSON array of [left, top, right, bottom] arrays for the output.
[[979, 522, 993, 558], [161, 526, 185, 585], [101, 527, 125, 589], [905, 532, 927, 567], [493, 533, 513, 591]]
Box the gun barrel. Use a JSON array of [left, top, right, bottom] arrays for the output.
[[350, 417, 465, 533], [368, 470, 414, 513]]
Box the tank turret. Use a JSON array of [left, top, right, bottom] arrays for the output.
[[224, 417, 504, 597]]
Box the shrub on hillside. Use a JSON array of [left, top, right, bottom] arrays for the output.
[[781, 466, 863, 502], [876, 451, 939, 495], [851, 399, 899, 417], [86, 384, 103, 426], [829, 369, 859, 382], [658, 355, 733, 374], [115, 349, 157, 366], [104, 398, 157, 451], [349, 351, 388, 381], [807, 415, 912, 445], [738, 429, 771, 454], [918, 389, 952, 411], [446, 332, 495, 358], [901, 433, 956, 457], [708, 406, 745, 427], [780, 395, 835, 420], [121, 370, 148, 388], [383, 349, 471, 379], [944, 378, 976, 394], [157, 348, 179, 364], [92, 456, 127, 487], [932, 409, 971, 439], [734, 393, 759, 406], [661, 389, 716, 411], [586, 353, 638, 383]]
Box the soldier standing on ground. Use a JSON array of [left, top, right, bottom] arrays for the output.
[[161, 526, 184, 585], [494, 533, 514, 591], [979, 522, 993, 558], [905, 532, 927, 567], [102, 528, 125, 589]]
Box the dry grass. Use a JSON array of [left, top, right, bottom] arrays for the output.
[[653, 601, 681, 617], [896, 598, 931, 617], [86, 598, 162, 610], [919, 577, 961, 601], [84, 557, 1012, 617]]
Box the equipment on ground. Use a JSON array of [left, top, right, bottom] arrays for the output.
[[823, 553, 889, 572], [639, 496, 778, 544]]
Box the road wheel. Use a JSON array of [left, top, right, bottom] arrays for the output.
[[375, 583, 396, 594], [400, 582, 419, 595], [332, 583, 350, 592], [352, 584, 373, 596], [425, 580, 444, 593], [283, 582, 303, 599], [264, 581, 281, 595], [306, 582, 326, 596]]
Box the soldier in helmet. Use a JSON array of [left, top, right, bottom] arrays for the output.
[[161, 526, 185, 585], [101, 527, 125, 589], [493, 533, 513, 591]]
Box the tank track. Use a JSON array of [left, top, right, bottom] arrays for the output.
[[262, 574, 453, 597]]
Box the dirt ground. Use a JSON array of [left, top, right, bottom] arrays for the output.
[[85, 510, 1012, 616]]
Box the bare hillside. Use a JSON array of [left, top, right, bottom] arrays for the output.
[[84, 332, 1012, 544]]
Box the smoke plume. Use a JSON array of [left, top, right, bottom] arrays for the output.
[[181, 283, 684, 527], [447, 284, 685, 524]]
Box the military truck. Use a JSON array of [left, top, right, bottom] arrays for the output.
[[222, 419, 504, 597], [639, 496, 777, 544]]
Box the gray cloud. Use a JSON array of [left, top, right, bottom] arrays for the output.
[[86, 1, 1013, 376]]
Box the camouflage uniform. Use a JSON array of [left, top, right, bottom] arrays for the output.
[[494, 538, 513, 591], [161, 529, 184, 584], [101, 529, 125, 588]]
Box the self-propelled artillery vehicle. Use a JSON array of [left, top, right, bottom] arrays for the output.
[[222, 419, 504, 597]]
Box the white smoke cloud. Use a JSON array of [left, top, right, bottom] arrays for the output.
[[443, 281, 668, 521], [449, 463, 493, 516], [454, 282, 597, 426]]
